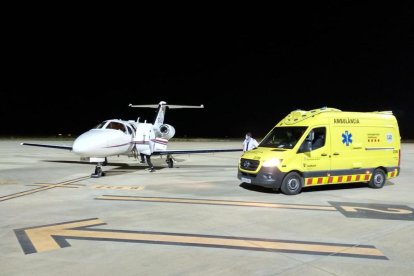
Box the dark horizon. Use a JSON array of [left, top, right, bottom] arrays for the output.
[[3, 5, 413, 139], [3, 88, 413, 140]]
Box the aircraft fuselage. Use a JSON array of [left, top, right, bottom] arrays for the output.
[[72, 128, 134, 157]]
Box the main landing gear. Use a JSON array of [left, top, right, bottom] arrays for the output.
[[91, 158, 107, 178], [166, 154, 174, 168]]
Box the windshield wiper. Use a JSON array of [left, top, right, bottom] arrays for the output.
[[272, 148, 288, 151]]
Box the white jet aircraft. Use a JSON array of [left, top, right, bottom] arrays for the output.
[[21, 101, 242, 177]]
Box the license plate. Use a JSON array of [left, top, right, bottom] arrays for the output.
[[241, 177, 251, 184]]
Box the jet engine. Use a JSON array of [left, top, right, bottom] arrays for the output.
[[157, 124, 175, 140]]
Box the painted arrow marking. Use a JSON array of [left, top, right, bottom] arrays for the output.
[[14, 218, 387, 259]]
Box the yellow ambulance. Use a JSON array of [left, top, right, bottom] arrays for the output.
[[238, 107, 401, 195]]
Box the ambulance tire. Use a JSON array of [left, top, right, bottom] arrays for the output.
[[369, 168, 386, 189], [281, 172, 303, 195]]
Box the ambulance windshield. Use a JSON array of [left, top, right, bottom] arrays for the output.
[[260, 127, 308, 149]]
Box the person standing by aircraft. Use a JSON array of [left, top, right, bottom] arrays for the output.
[[139, 132, 156, 172], [140, 152, 155, 172], [243, 132, 259, 152]]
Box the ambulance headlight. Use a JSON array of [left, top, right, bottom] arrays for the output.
[[262, 158, 282, 167]]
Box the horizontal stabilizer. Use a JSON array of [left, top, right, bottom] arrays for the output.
[[21, 143, 72, 150], [166, 104, 204, 109], [129, 102, 204, 109], [152, 148, 242, 155], [129, 104, 159, 108]]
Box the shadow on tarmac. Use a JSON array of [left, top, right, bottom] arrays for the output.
[[240, 181, 394, 194], [42, 160, 161, 176], [41, 160, 236, 177]]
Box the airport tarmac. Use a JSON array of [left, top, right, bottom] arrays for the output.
[[1, 139, 413, 275]]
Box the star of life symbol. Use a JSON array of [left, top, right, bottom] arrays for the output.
[[342, 131, 352, 146], [243, 160, 250, 168]]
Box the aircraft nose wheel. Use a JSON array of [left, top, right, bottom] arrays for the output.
[[91, 163, 106, 178], [166, 155, 174, 168]]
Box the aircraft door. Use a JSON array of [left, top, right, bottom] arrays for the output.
[[134, 123, 155, 155], [124, 124, 135, 152]]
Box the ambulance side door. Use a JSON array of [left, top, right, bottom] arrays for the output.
[[297, 126, 331, 173]]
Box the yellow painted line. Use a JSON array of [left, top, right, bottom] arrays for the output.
[[27, 184, 82, 188], [14, 218, 387, 259], [92, 185, 144, 191], [0, 186, 57, 201], [34, 182, 86, 186], [0, 180, 18, 185], [0, 176, 90, 202], [96, 196, 336, 211]]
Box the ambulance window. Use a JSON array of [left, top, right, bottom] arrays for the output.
[[310, 127, 326, 150]]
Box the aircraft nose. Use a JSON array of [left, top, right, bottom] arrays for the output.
[[72, 136, 90, 155], [72, 131, 102, 156], [72, 129, 124, 156]]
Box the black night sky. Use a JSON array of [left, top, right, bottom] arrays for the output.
[[3, 4, 414, 139]]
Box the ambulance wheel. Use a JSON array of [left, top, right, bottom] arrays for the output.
[[369, 169, 386, 189], [281, 172, 303, 195]]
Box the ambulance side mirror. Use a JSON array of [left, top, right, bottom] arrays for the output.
[[298, 140, 312, 153]]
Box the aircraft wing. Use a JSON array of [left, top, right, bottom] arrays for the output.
[[152, 148, 242, 155], [21, 143, 72, 150]]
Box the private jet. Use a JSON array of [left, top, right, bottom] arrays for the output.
[[21, 101, 242, 177]]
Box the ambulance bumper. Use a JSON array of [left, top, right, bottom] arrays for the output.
[[238, 167, 286, 190]]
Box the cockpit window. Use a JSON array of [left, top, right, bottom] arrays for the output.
[[106, 121, 127, 133], [126, 125, 134, 136], [94, 121, 108, 129], [260, 126, 308, 149]]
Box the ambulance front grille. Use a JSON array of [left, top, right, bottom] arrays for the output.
[[240, 158, 260, 171]]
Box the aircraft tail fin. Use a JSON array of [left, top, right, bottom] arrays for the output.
[[129, 101, 204, 125]]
